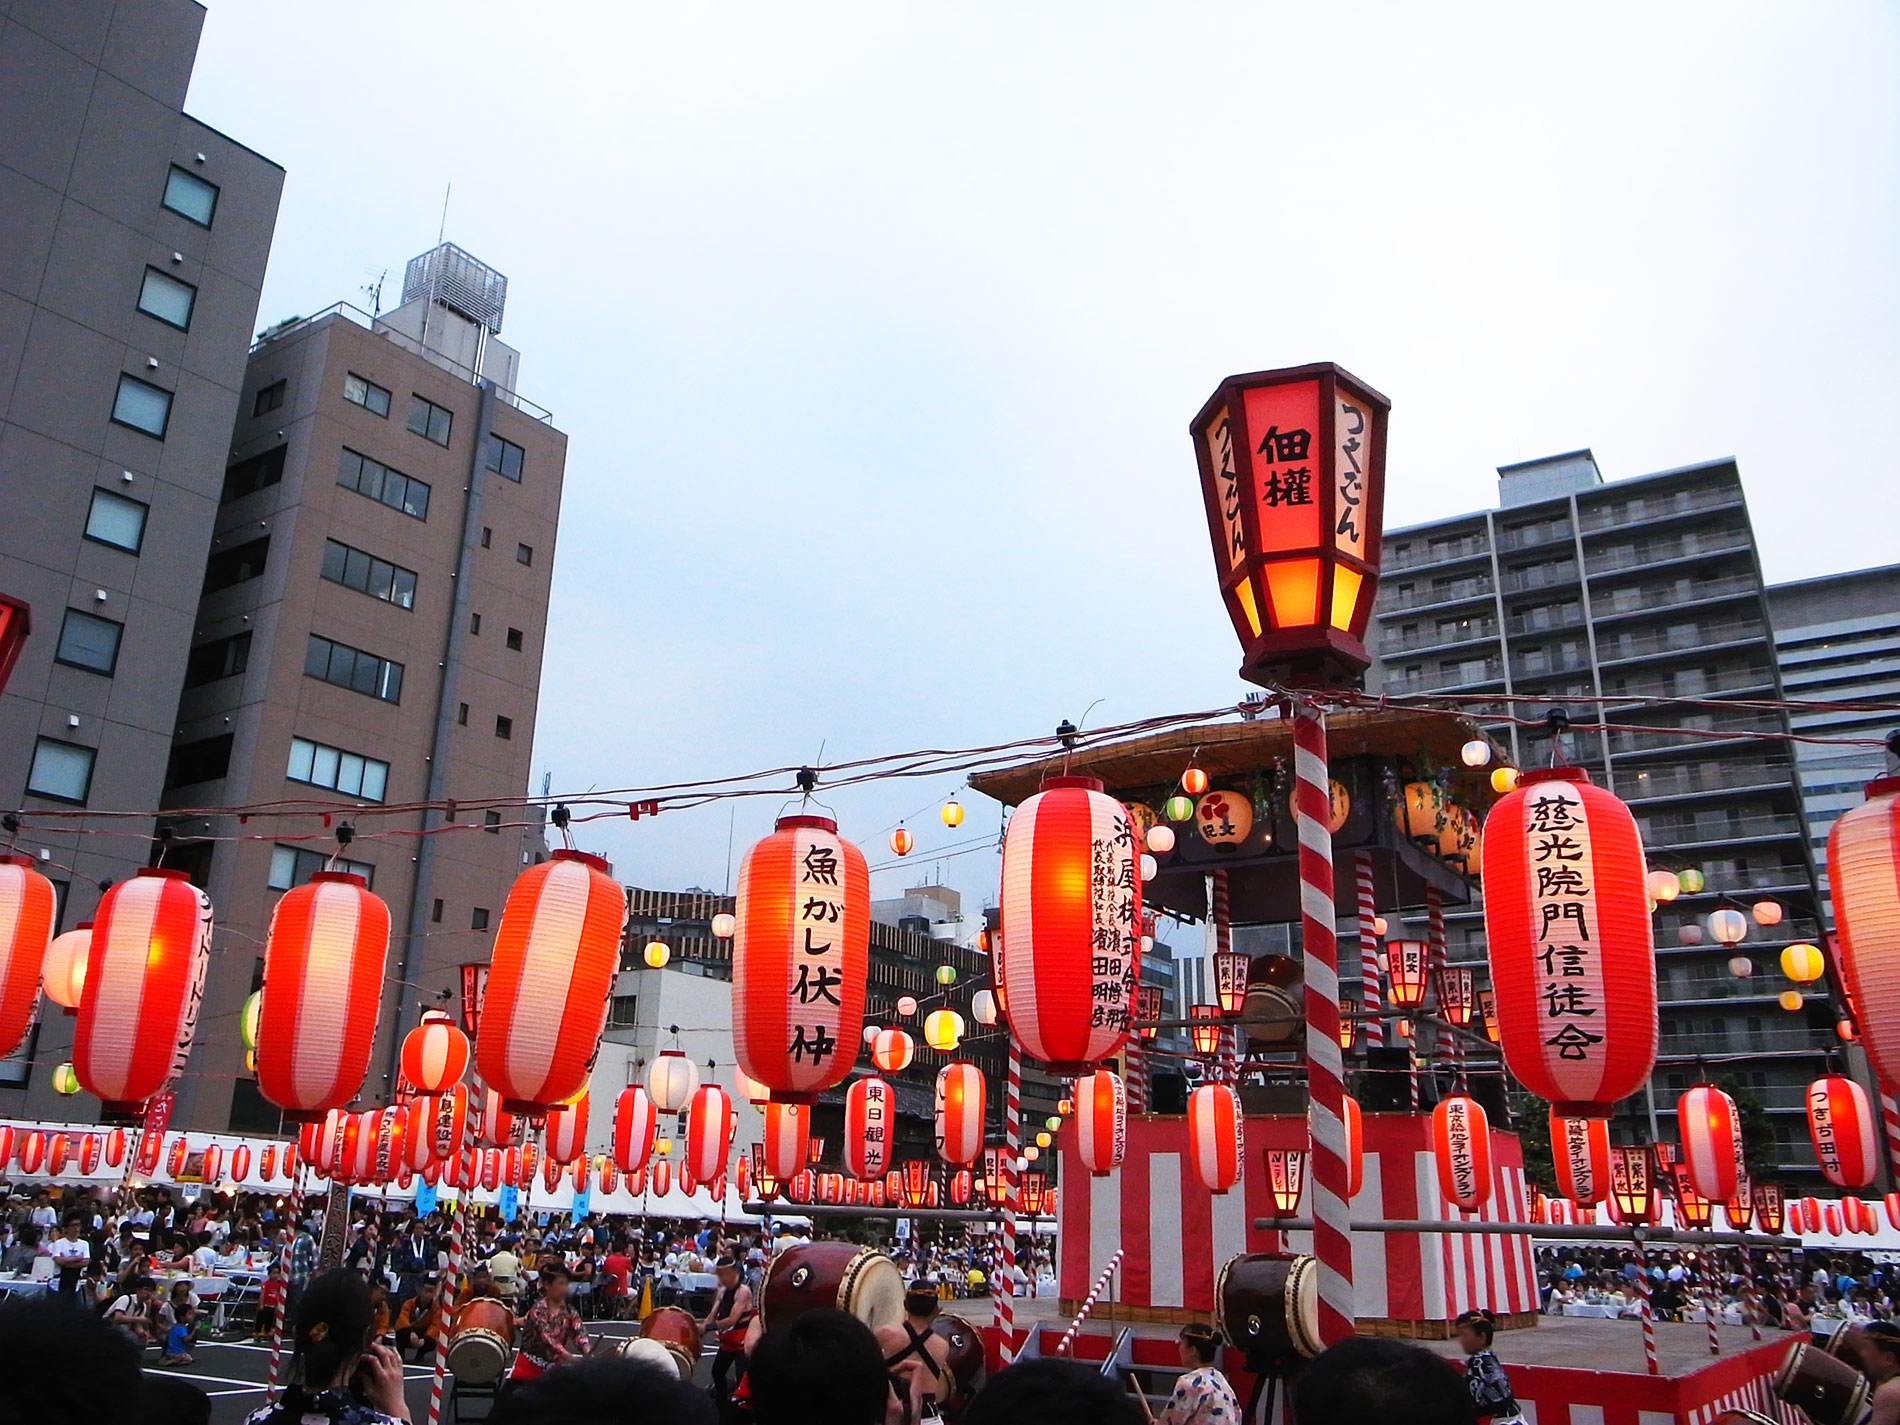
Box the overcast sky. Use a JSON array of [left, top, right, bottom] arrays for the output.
[[186, 2, 1900, 920]]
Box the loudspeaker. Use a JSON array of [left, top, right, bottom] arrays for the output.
[[1465, 1075, 1511, 1125], [1355, 1048, 1415, 1113], [1150, 1071, 1188, 1116]]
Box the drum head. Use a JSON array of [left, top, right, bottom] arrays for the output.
[[840, 1250, 905, 1332], [1285, 1256, 1322, 1359], [446, 1328, 510, 1384], [611, 1336, 692, 1380]]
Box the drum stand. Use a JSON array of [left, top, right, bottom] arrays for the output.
[[448, 1377, 500, 1424], [1242, 1355, 1300, 1425]]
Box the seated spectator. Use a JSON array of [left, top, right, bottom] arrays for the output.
[[106, 1276, 160, 1344]]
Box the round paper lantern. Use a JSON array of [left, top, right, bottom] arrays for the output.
[[647, 1051, 699, 1113], [971, 989, 999, 1026], [229, 1144, 251, 1181], [942, 799, 964, 828], [1461, 739, 1492, 768], [1187, 1082, 1244, 1194], [1195, 790, 1253, 847], [1728, 956, 1753, 978], [239, 991, 262, 1052], [843, 1076, 893, 1180], [79, 1134, 100, 1176], [1343, 1093, 1364, 1199], [1074, 1067, 1126, 1177], [400, 1011, 470, 1095], [735, 1067, 771, 1104], [1480, 768, 1655, 1116], [711, 913, 736, 938], [1752, 899, 1783, 927], [74, 868, 213, 1113], [1842, 1018, 1862, 1042], [1678, 1084, 1742, 1202], [934, 965, 957, 987], [1646, 869, 1681, 903], [47, 1133, 70, 1178], [935, 1061, 986, 1165], [164, 1135, 186, 1179], [923, 1008, 964, 1052], [1826, 1203, 1844, 1237], [1147, 824, 1176, 854], [479, 1147, 501, 1192], [1432, 1095, 1492, 1209], [477, 1087, 523, 1147], [0, 1126, 13, 1171], [103, 1127, 124, 1168], [1677, 924, 1705, 946], [1491, 767, 1519, 794], [1678, 867, 1706, 893], [261, 1143, 279, 1180], [871, 1028, 915, 1073], [1886, 1192, 1900, 1233], [544, 1091, 589, 1164], [686, 1084, 735, 1184], [733, 815, 870, 1104], [254, 871, 390, 1122], [1708, 909, 1748, 946], [51, 1061, 79, 1095], [612, 1085, 657, 1174], [475, 849, 626, 1113], [1551, 1113, 1612, 1206], [0, 854, 54, 1057], [1807, 1074, 1878, 1188], [41, 924, 89, 1013], [1163, 794, 1194, 823], [542, 1152, 563, 1194], [18, 1130, 47, 1174], [763, 1100, 810, 1182], [199, 1143, 222, 1184], [890, 827, 913, 857], [998, 777, 1140, 1073], [652, 1158, 672, 1197], [1779, 990, 1804, 1012], [1181, 766, 1209, 796], [1844, 1197, 1869, 1235], [1782, 944, 1825, 984]]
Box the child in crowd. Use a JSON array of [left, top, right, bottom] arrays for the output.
[[1454, 1309, 1524, 1425]]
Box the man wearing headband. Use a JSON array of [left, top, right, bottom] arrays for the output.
[[1863, 1321, 1900, 1425]]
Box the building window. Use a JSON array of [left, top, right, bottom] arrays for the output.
[[338, 447, 430, 520], [480, 527, 492, 549], [268, 844, 373, 890], [304, 634, 404, 703], [183, 631, 250, 687], [55, 609, 123, 675], [406, 394, 453, 446], [202, 535, 270, 593], [321, 539, 417, 609], [26, 739, 95, 804], [505, 627, 523, 651], [138, 267, 198, 330], [251, 378, 286, 416], [607, 995, 639, 1029], [431, 899, 443, 923], [287, 735, 389, 802], [495, 715, 513, 740], [222, 446, 285, 501], [484, 810, 502, 834], [85, 488, 149, 552], [515, 543, 533, 566], [469, 612, 481, 635], [165, 733, 233, 789], [471, 907, 491, 931], [111, 374, 173, 437], [457, 702, 469, 726], [161, 165, 219, 226], [483, 433, 524, 481], [343, 372, 391, 417]]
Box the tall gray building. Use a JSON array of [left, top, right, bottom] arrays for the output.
[[0, 2, 281, 1094], [1370, 452, 1833, 1181]]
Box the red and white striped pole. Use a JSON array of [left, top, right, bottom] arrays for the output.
[[265, 1165, 305, 1403], [1291, 697, 1354, 1346], [1055, 1250, 1124, 1355], [1880, 1090, 1900, 1187], [426, 1189, 467, 1425], [1705, 1286, 1720, 1356], [1213, 869, 1238, 1082], [1356, 852, 1382, 1051], [1635, 1252, 1659, 1376], [994, 1037, 1022, 1362], [1426, 887, 1464, 1092]]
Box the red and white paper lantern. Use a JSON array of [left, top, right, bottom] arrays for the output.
[[1807, 1074, 1879, 1188], [74, 868, 213, 1112], [612, 1085, 657, 1175], [78, 1133, 100, 1176], [231, 1144, 251, 1182], [400, 1010, 470, 1095], [1481, 768, 1656, 1116], [1551, 1113, 1612, 1206], [1825, 1202, 1844, 1237], [652, 1158, 672, 1197], [1074, 1067, 1127, 1177], [1432, 1094, 1492, 1210], [935, 1061, 986, 1166], [1678, 1083, 1743, 1202], [1829, 778, 1900, 1088], [843, 1076, 893, 1181], [47, 1133, 70, 1178], [104, 1127, 125, 1169], [870, 1029, 914, 1073], [686, 1084, 736, 1184], [0, 854, 55, 1058], [1342, 1092, 1364, 1199], [1187, 1082, 1244, 1194], [762, 1101, 810, 1182], [733, 816, 870, 1103], [544, 1091, 589, 1164], [474, 850, 627, 1114], [998, 777, 1140, 1073], [478, 1087, 525, 1148]]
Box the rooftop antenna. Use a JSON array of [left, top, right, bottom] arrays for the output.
[[422, 182, 451, 353], [361, 268, 388, 317]]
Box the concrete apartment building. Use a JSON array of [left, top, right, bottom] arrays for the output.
[[1370, 452, 1833, 1180], [0, 2, 281, 1095]]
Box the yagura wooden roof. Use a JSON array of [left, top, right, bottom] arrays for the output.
[[968, 707, 1505, 809]]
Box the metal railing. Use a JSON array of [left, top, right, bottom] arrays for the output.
[[1601, 666, 1777, 700], [1591, 575, 1760, 617], [1494, 521, 1573, 552], [1499, 562, 1579, 593], [1596, 621, 1766, 661], [1586, 536, 1752, 573], [1381, 579, 1494, 611], [1635, 812, 1803, 845], [1385, 535, 1492, 572], [1382, 621, 1499, 653], [1617, 761, 1793, 799], [1579, 486, 1743, 531]]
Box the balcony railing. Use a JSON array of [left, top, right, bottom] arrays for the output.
[[1638, 812, 1804, 847], [1505, 607, 1585, 637], [1595, 620, 1765, 662], [1386, 535, 1491, 572], [1617, 760, 1794, 800], [1381, 621, 1499, 653], [1586, 535, 1752, 573], [1381, 579, 1495, 612], [1607, 715, 1782, 755], [1499, 562, 1578, 594], [1511, 650, 1593, 679], [1578, 484, 1743, 532], [1590, 574, 1760, 617], [1381, 662, 1506, 694], [1493, 522, 1573, 553], [1658, 1027, 1832, 1056], [1601, 666, 1778, 701]]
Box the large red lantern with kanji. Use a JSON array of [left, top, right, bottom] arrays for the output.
[[1678, 1083, 1743, 1202], [1481, 767, 1655, 1116], [1187, 1082, 1243, 1194], [1189, 363, 1390, 685], [732, 815, 869, 1104], [1432, 1095, 1492, 1210], [256, 871, 390, 1122], [762, 1101, 810, 1182], [612, 1085, 656, 1175], [544, 1091, 589, 1164], [1074, 1067, 1127, 1177], [1551, 1113, 1612, 1206], [0, 854, 54, 1058], [935, 1061, 985, 1166], [74, 868, 212, 1113], [1828, 778, 1900, 1089], [843, 1076, 893, 1181], [474, 850, 626, 1114], [686, 1084, 736, 1185], [998, 776, 1140, 1073], [400, 1010, 470, 1095], [1807, 1074, 1878, 1188]]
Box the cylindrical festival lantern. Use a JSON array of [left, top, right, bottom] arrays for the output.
[[732, 815, 870, 1103], [544, 1091, 589, 1164], [74, 868, 213, 1113], [1825, 1202, 1844, 1237], [255, 871, 390, 1122], [1807, 1074, 1879, 1188], [1187, 1082, 1243, 1194], [1384, 940, 1427, 1009], [1754, 1182, 1785, 1235], [428, 1083, 469, 1165], [1609, 1144, 1658, 1225], [0, 854, 55, 1057], [1481, 767, 1657, 1116], [230, 1144, 251, 1182], [686, 1084, 735, 1184], [935, 1061, 985, 1165], [474, 850, 627, 1113], [1265, 1148, 1307, 1216], [843, 1076, 893, 1181], [79, 1133, 101, 1176], [477, 1087, 523, 1148], [1552, 1113, 1612, 1206], [762, 1101, 809, 1182], [400, 1010, 470, 1095], [1341, 1092, 1364, 1199], [1828, 778, 1900, 1089], [997, 776, 1140, 1073], [1678, 1083, 1743, 1202], [1432, 1095, 1492, 1210], [1074, 1067, 1126, 1177], [41, 924, 89, 1013], [646, 1050, 699, 1114]]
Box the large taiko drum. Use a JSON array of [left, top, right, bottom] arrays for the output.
[[932, 1312, 987, 1413], [1823, 1321, 1876, 1375], [637, 1305, 704, 1379], [1773, 1340, 1873, 1425], [760, 1242, 905, 1333], [1215, 1253, 1321, 1370], [445, 1297, 515, 1384]]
